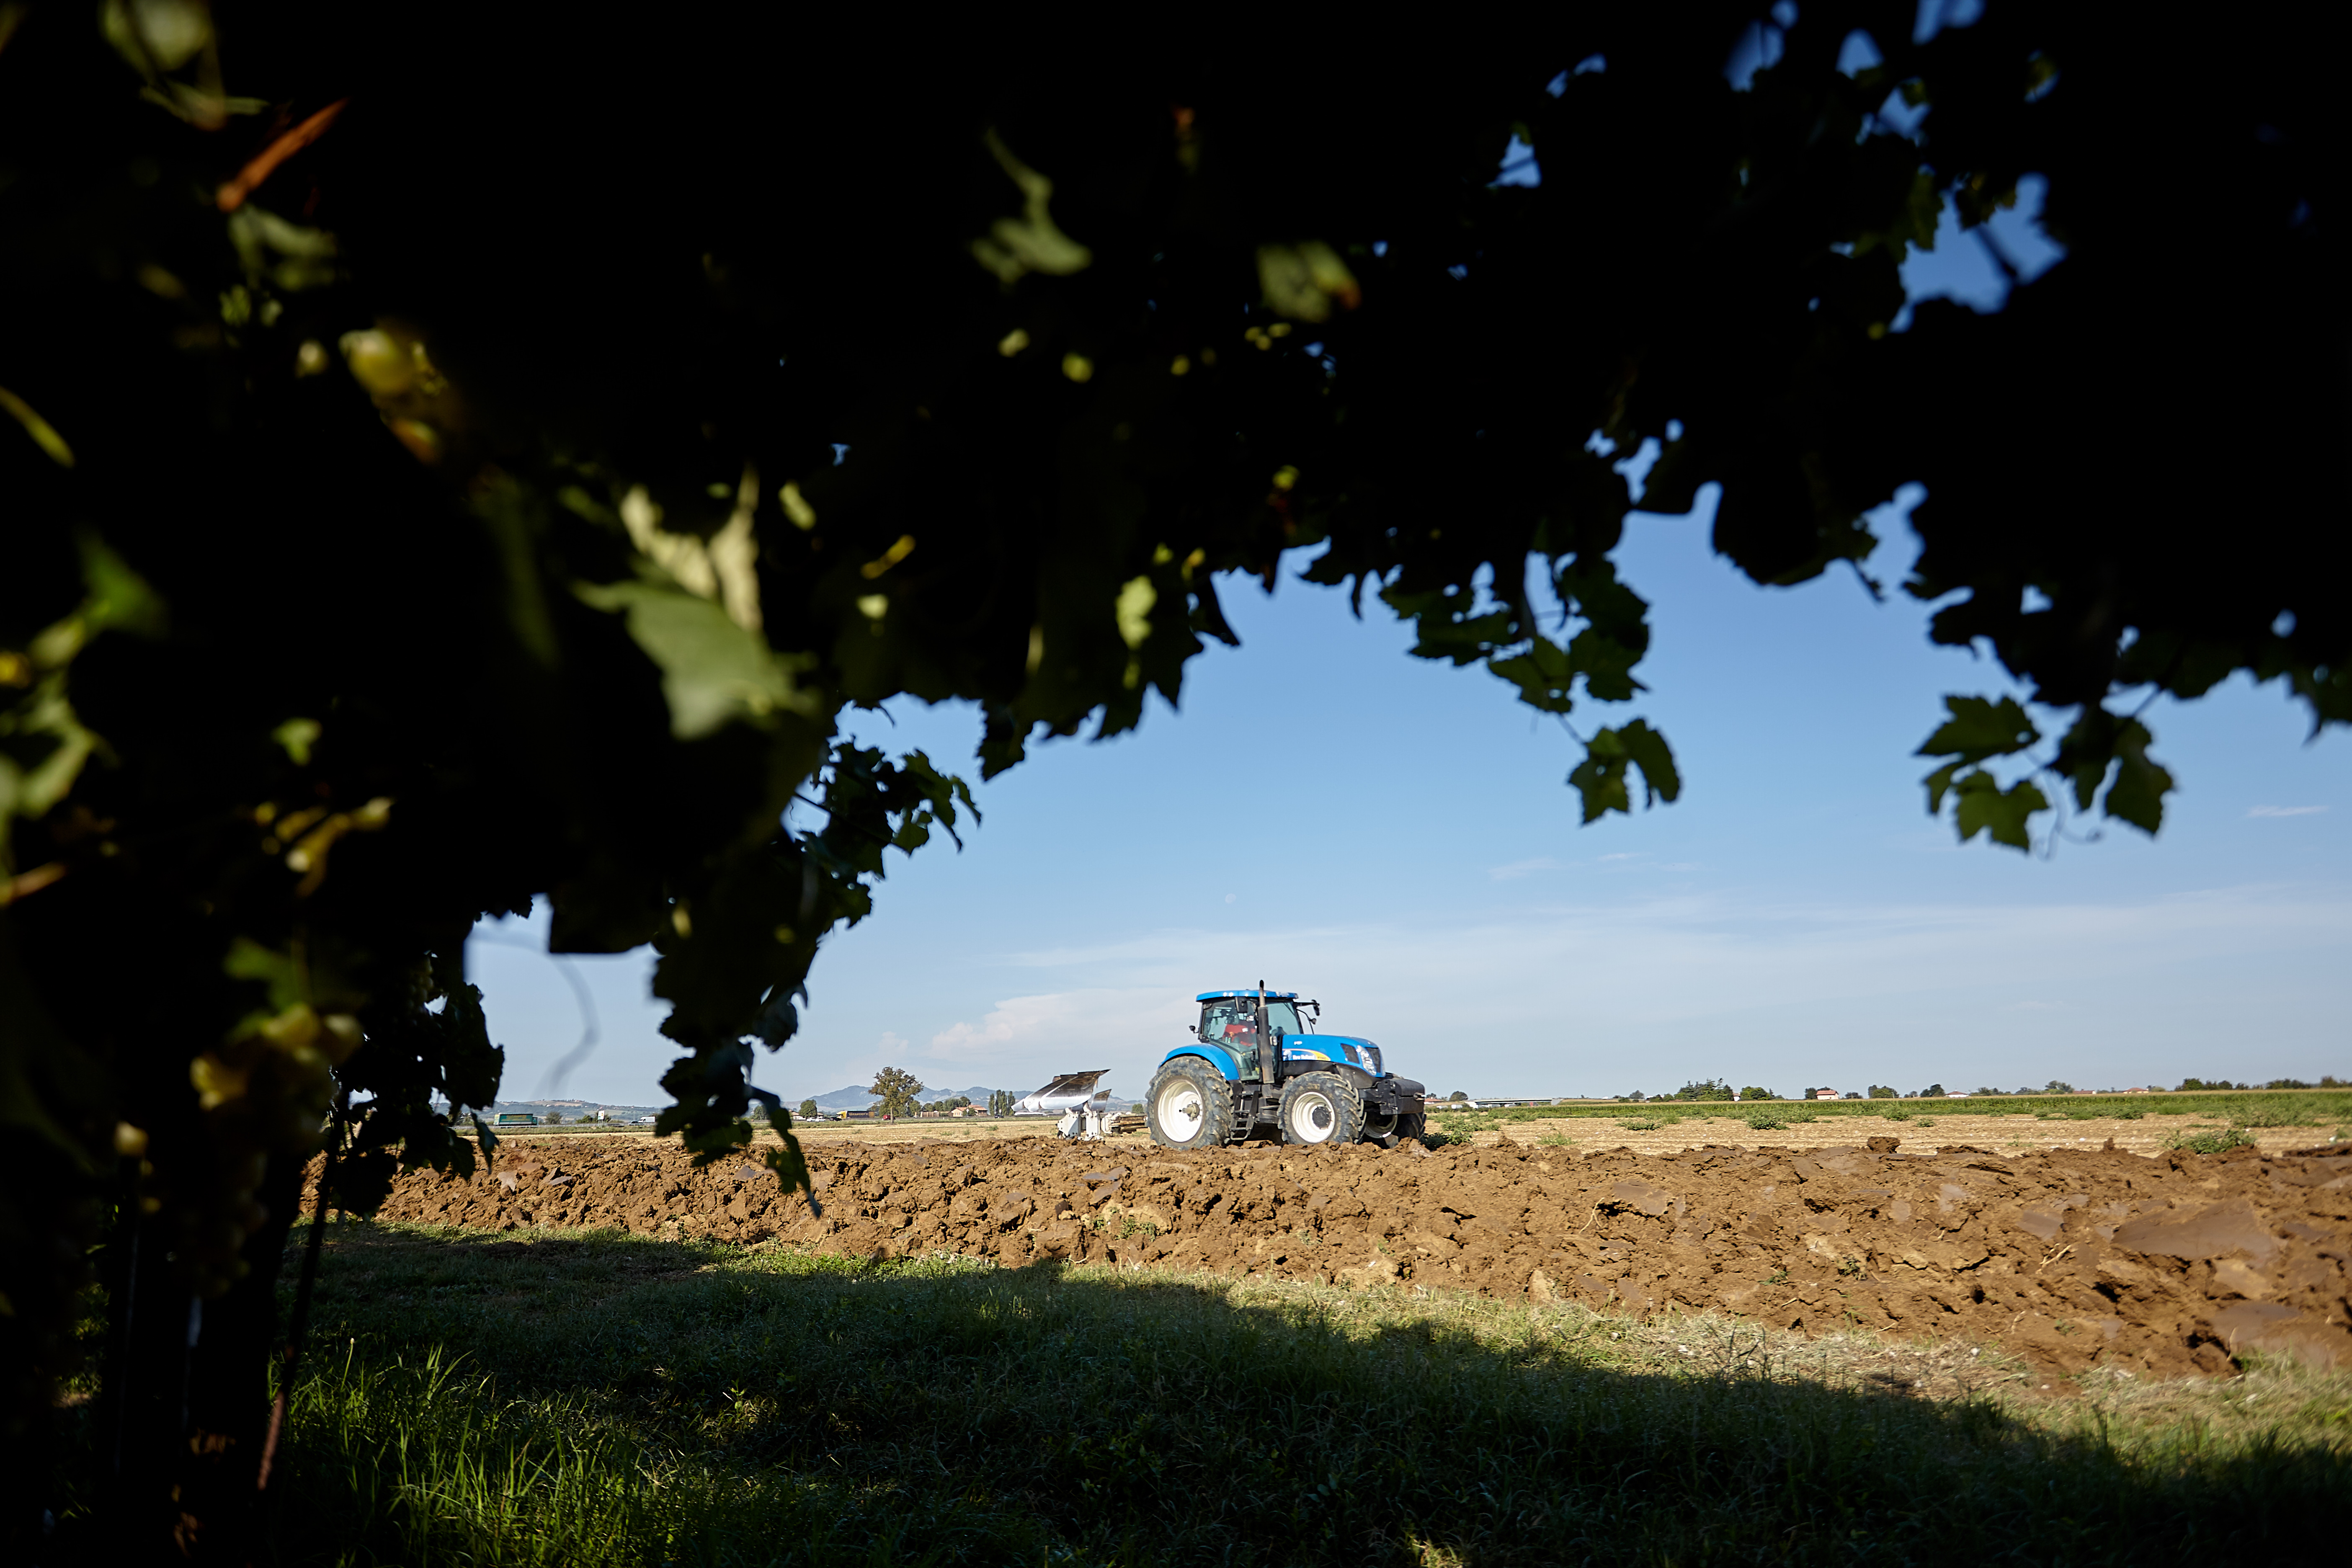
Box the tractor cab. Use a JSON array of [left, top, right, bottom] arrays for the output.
[[1196, 992, 1308, 1078], [1147, 985, 1426, 1150]]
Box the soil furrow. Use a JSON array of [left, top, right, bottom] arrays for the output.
[[313, 1133, 2352, 1379]]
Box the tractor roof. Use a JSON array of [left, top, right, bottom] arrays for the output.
[[1195, 990, 1298, 1001]]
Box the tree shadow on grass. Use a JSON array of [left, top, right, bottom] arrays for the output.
[[49, 1222, 2351, 1567]]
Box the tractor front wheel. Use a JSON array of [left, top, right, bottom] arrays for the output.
[[1147, 1057, 1238, 1150], [1277, 1072, 1362, 1147]]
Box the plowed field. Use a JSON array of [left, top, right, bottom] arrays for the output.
[[323, 1132, 2352, 1380]]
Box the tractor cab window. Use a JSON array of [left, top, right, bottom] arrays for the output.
[[1198, 998, 1303, 1047]]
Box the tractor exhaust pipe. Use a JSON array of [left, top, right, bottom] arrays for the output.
[[1257, 980, 1274, 1091]]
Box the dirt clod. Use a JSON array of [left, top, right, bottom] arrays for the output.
[[319, 1134, 2352, 1379]]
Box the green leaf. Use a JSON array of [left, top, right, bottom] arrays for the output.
[[1917, 695, 2040, 765], [0, 384, 74, 468], [2102, 720, 2174, 835], [75, 531, 167, 638], [224, 937, 305, 1014], [1921, 761, 1963, 815], [1566, 719, 1680, 823], [1487, 640, 1576, 714], [271, 717, 322, 766], [1947, 769, 2048, 851], [1564, 626, 1645, 703], [575, 578, 818, 740], [2049, 709, 2175, 836]]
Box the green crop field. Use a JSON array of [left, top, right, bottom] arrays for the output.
[[1431, 1088, 2352, 1141], [42, 1221, 2352, 1565]]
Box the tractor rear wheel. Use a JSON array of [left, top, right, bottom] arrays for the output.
[[1278, 1072, 1362, 1147], [1147, 1057, 1238, 1150]]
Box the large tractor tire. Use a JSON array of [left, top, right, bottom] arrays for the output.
[[1147, 1056, 1238, 1150], [1277, 1071, 1363, 1147]]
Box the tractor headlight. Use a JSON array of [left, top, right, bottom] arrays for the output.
[[1364, 1046, 1382, 1075]]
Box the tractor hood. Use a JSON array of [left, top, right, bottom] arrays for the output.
[[1277, 1034, 1387, 1076], [1158, 1033, 1392, 1081]]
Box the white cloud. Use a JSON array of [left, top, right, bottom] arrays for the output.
[[1488, 856, 1567, 880], [929, 994, 1076, 1057], [2248, 805, 2327, 818], [926, 988, 1186, 1080]]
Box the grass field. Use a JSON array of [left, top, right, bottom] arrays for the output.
[[1426, 1089, 2352, 1159], [48, 1217, 2352, 1565], [1434, 1087, 2352, 1128]]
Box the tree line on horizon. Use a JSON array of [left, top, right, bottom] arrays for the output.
[[1584, 1075, 2349, 1103]]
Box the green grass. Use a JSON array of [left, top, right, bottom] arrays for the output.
[[46, 1222, 2352, 1565], [2166, 1125, 2262, 1155]]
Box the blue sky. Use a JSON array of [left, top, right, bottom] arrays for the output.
[[467, 193, 2347, 1109]]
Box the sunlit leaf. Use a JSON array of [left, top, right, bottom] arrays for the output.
[[575, 579, 817, 739]]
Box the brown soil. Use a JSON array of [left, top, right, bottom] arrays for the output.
[[322, 1132, 2352, 1380], [1454, 1112, 2335, 1161]]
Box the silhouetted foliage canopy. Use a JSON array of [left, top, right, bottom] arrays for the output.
[[1, 0, 2344, 1551]]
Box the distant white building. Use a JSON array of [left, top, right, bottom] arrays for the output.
[[637, 1115, 657, 1124], [1813, 1089, 1840, 1101]]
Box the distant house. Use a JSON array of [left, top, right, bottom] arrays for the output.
[[637, 1115, 657, 1125], [1813, 1089, 1839, 1101], [495, 1112, 539, 1126], [951, 1104, 983, 1118]]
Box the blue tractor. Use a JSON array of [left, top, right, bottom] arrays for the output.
[[1144, 984, 1429, 1149]]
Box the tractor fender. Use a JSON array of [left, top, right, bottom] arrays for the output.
[[1158, 1044, 1243, 1082]]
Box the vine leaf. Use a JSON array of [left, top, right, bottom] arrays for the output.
[[1947, 770, 2049, 851], [1567, 720, 1680, 823], [2102, 720, 2174, 835], [1918, 695, 2040, 769], [575, 579, 818, 739]]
